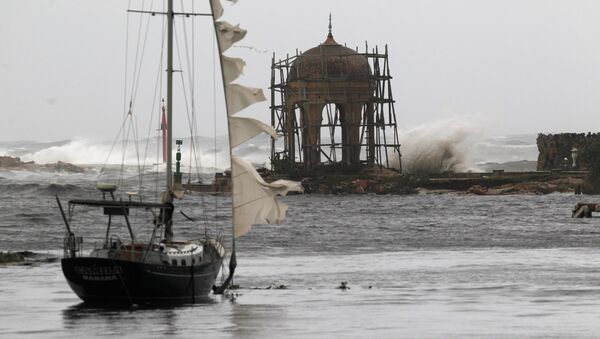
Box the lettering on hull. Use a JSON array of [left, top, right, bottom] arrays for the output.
[[74, 266, 124, 281]]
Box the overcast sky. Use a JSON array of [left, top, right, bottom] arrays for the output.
[[1, 0, 599, 142]]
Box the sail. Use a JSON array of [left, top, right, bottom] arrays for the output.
[[211, 0, 224, 19], [231, 156, 303, 237], [222, 55, 245, 84], [225, 84, 267, 115], [215, 21, 247, 53], [210, 0, 303, 238], [229, 116, 278, 148]]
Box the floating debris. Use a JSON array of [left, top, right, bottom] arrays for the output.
[[227, 284, 240, 290], [252, 284, 290, 290], [337, 281, 350, 290]]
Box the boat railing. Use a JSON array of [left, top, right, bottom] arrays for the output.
[[63, 234, 159, 261], [63, 235, 83, 258]]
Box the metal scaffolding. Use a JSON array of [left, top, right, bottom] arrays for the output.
[[270, 43, 402, 173]]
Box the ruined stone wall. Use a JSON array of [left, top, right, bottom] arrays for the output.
[[0, 156, 21, 167], [537, 133, 600, 170]]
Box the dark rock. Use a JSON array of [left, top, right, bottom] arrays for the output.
[[0, 155, 84, 173], [0, 251, 24, 264], [537, 133, 600, 171], [581, 179, 600, 194], [468, 185, 488, 195]]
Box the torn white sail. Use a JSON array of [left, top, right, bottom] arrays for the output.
[[222, 55, 245, 84], [210, 2, 304, 239], [230, 116, 278, 148], [231, 156, 303, 237], [211, 0, 224, 19], [215, 21, 247, 53], [225, 84, 266, 115]]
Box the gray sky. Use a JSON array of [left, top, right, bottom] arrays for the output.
[[1, 0, 599, 142]]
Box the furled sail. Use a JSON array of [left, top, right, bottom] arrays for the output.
[[210, 0, 303, 238]]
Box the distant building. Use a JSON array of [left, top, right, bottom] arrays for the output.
[[270, 17, 401, 173]]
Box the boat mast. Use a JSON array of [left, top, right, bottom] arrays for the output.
[[208, 0, 235, 239], [166, 0, 174, 191]]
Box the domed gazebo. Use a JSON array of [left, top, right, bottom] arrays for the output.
[[271, 18, 402, 172]]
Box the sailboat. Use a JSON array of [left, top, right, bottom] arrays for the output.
[[57, 0, 302, 304]]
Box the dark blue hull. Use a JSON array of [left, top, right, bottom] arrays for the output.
[[61, 256, 223, 304]]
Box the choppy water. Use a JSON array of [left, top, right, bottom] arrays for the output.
[[2, 169, 600, 338]]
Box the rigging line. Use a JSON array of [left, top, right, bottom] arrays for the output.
[[173, 24, 198, 161], [119, 115, 134, 189], [130, 0, 156, 112], [100, 116, 129, 180], [110, 256, 134, 305], [111, 0, 132, 185], [129, 111, 142, 193], [155, 0, 167, 201], [180, 0, 195, 153], [124, 0, 132, 121], [179, 0, 193, 184], [132, 115, 143, 195], [121, 107, 128, 187], [173, 20, 208, 219], [178, 2, 202, 183], [190, 0, 201, 184], [120, 0, 146, 197], [174, 28, 208, 231], [212, 23, 219, 235], [128, 0, 146, 108], [140, 16, 167, 186], [179, 5, 196, 180]]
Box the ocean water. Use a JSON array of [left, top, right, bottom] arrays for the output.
[[0, 132, 539, 171], [1, 166, 600, 338]]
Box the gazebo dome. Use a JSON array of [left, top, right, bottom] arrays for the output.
[[271, 15, 402, 172], [289, 33, 371, 81]]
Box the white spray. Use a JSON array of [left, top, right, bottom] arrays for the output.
[[399, 118, 482, 174]]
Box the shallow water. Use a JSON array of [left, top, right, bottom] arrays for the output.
[[1, 170, 600, 337]]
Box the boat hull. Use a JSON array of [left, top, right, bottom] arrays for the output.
[[61, 257, 222, 304]]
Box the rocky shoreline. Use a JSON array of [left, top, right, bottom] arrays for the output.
[[288, 169, 589, 195], [0, 156, 84, 173], [0, 251, 58, 265], [0, 154, 589, 195]]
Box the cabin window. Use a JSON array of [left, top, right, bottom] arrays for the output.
[[181, 259, 186, 266], [172, 259, 177, 266]]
